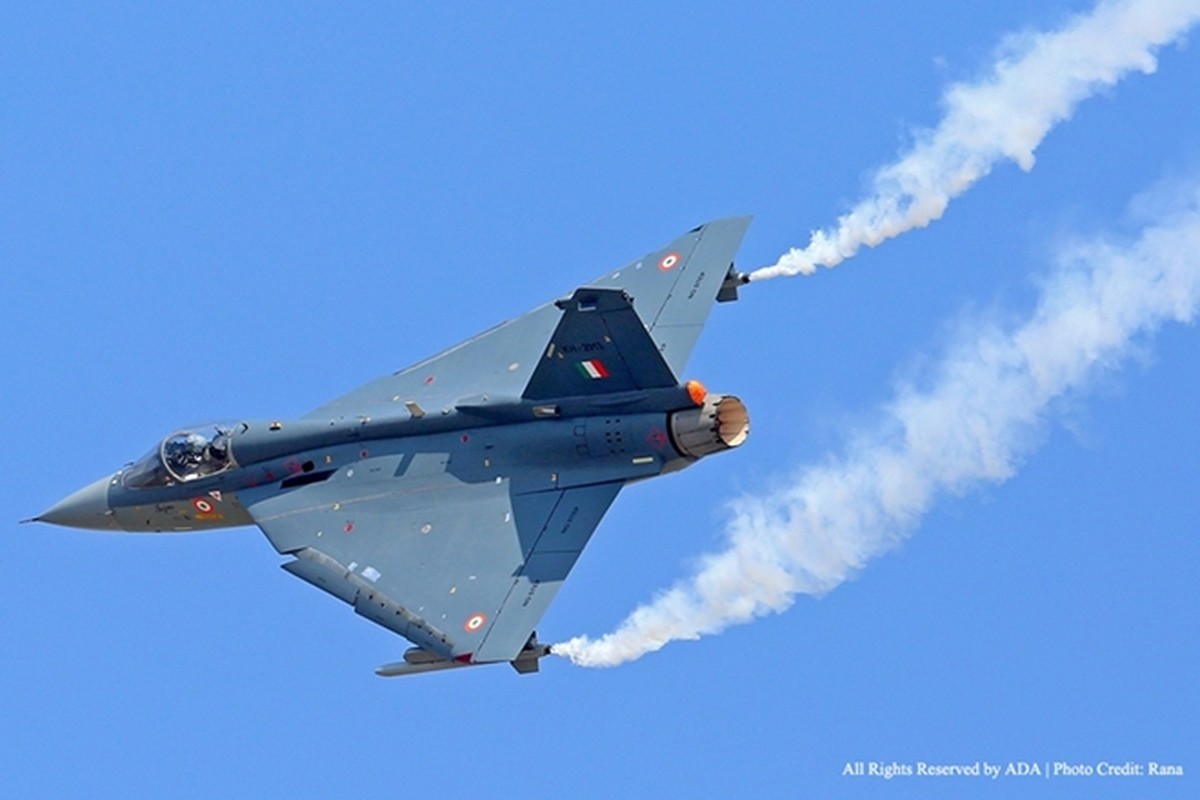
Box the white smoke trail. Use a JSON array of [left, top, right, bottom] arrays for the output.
[[750, 0, 1200, 281], [554, 178, 1200, 667]]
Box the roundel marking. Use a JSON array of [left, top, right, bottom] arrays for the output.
[[192, 498, 213, 514], [464, 613, 487, 633], [658, 252, 681, 271], [646, 427, 668, 449]]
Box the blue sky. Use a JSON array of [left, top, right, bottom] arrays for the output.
[[2, 3, 1197, 798]]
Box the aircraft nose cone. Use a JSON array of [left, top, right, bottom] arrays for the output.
[[36, 475, 120, 530]]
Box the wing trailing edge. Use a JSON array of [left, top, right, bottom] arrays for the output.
[[375, 635, 552, 678]]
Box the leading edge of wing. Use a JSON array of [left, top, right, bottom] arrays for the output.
[[304, 216, 752, 420]]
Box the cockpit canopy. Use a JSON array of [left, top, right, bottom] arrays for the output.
[[122, 423, 240, 489]]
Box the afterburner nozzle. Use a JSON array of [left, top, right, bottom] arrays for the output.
[[668, 394, 750, 459]]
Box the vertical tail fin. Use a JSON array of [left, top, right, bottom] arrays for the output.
[[521, 288, 678, 400]]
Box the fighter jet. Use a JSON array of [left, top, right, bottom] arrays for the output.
[[30, 218, 753, 676]]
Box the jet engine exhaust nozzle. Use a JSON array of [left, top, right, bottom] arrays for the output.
[[668, 394, 750, 460]]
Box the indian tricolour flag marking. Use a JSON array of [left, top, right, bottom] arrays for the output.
[[577, 359, 610, 379]]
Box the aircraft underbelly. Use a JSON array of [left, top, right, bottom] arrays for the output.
[[243, 414, 675, 660]]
